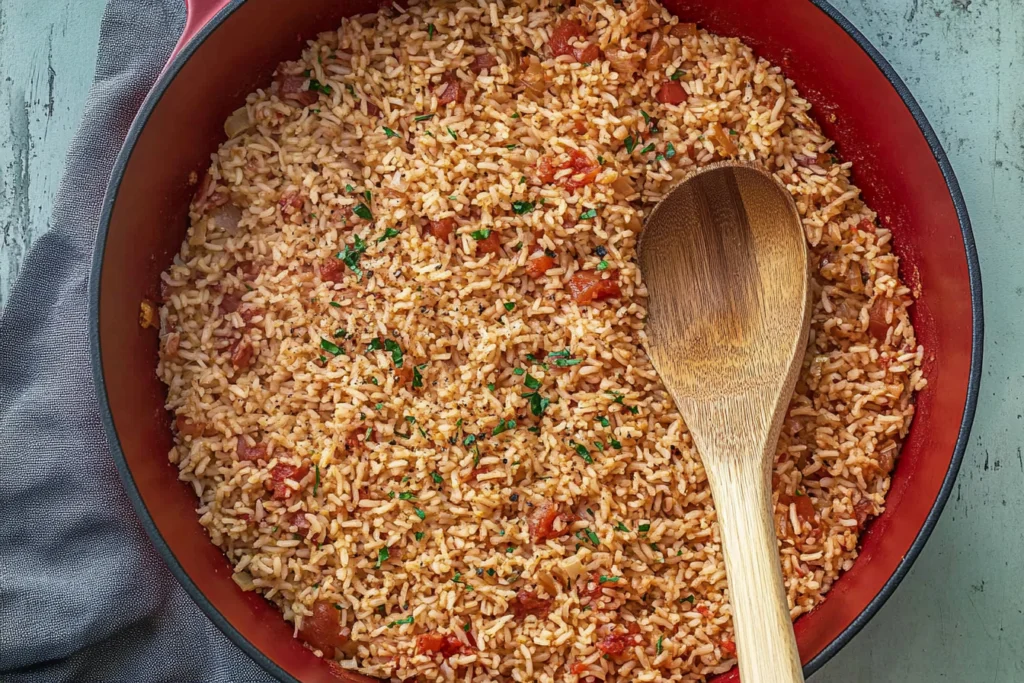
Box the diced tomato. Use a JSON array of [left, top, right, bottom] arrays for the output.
[[231, 338, 255, 369], [721, 639, 737, 655], [395, 365, 414, 387], [425, 217, 455, 242], [470, 52, 499, 74], [279, 191, 304, 214], [236, 437, 267, 462], [176, 414, 205, 438], [779, 492, 818, 525], [437, 72, 465, 106], [529, 502, 575, 542], [240, 306, 263, 325], [570, 662, 588, 675], [476, 231, 502, 256], [219, 291, 243, 315], [276, 74, 319, 107], [695, 605, 711, 617], [857, 218, 876, 234], [536, 149, 600, 190], [416, 632, 472, 658], [597, 623, 641, 656], [299, 601, 350, 658], [573, 42, 600, 63], [581, 572, 606, 603], [526, 253, 556, 279], [365, 101, 381, 117], [854, 500, 874, 529], [656, 81, 686, 105], [567, 269, 621, 305], [321, 258, 346, 283], [346, 426, 369, 451], [868, 297, 890, 341], [288, 510, 311, 534], [512, 589, 553, 620], [268, 463, 309, 500], [549, 19, 588, 58]]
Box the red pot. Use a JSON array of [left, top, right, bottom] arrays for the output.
[[89, 1, 983, 681]]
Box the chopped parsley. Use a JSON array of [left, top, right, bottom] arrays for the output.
[[412, 363, 426, 388], [383, 338, 404, 367], [470, 229, 492, 240], [431, 471, 443, 485], [427, 23, 435, 39], [414, 113, 434, 122], [414, 507, 426, 520], [625, 136, 636, 154], [334, 328, 347, 338], [503, 301, 516, 311], [610, 438, 622, 449], [579, 207, 597, 220], [352, 203, 373, 221], [399, 492, 416, 501], [375, 546, 390, 568], [406, 416, 416, 424], [512, 368, 525, 376], [597, 416, 610, 427], [511, 201, 534, 215], [665, 142, 677, 159], [383, 126, 401, 138], [452, 572, 474, 590], [447, 126, 458, 140], [598, 260, 612, 271], [597, 155, 605, 165], [377, 227, 401, 243], [614, 521, 629, 532], [387, 615, 414, 628], [307, 79, 332, 95], [487, 383, 496, 391], [670, 68, 685, 81], [313, 463, 320, 496], [641, 110, 651, 125], [337, 234, 368, 278], [573, 442, 593, 463], [524, 374, 541, 391], [657, 635, 664, 655], [367, 338, 383, 352], [320, 338, 342, 355], [506, 144, 518, 150], [463, 434, 477, 447], [492, 418, 516, 436], [641, 143, 655, 154], [681, 594, 695, 604], [415, 531, 425, 540], [638, 523, 651, 533], [329, 301, 341, 308], [599, 575, 620, 583], [511, 112, 520, 119], [585, 529, 600, 545]]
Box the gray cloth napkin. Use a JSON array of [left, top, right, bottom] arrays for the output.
[[0, 2, 275, 681]]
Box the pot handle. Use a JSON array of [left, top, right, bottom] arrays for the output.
[[168, 0, 233, 64]]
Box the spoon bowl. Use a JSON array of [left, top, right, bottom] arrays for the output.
[[639, 162, 810, 683]]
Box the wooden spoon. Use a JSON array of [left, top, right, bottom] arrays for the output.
[[638, 162, 809, 683]]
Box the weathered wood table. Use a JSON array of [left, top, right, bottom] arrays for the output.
[[1, 0, 1020, 680]]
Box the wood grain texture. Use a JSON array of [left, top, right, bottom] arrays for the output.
[[2, 2, 1023, 681], [640, 164, 809, 683]]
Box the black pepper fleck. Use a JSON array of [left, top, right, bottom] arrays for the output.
[[595, 245, 607, 257], [510, 493, 520, 502]]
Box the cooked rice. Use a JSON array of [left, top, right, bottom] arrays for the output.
[[156, 0, 925, 680]]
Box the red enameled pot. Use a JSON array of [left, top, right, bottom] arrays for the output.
[[89, 0, 983, 681]]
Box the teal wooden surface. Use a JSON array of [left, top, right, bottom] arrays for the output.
[[1, 0, 1020, 680]]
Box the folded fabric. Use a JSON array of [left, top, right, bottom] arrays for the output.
[[0, 2, 273, 681]]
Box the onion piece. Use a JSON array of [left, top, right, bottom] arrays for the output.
[[224, 107, 251, 138]]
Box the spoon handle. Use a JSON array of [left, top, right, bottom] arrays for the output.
[[706, 457, 804, 683]]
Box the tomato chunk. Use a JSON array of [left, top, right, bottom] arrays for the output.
[[176, 415, 205, 438], [779, 492, 817, 525], [231, 338, 255, 369], [346, 426, 369, 451], [567, 269, 621, 305], [416, 632, 472, 658], [512, 589, 553, 620], [656, 81, 686, 105], [236, 437, 267, 462], [868, 297, 890, 341], [470, 52, 498, 74], [425, 217, 455, 242], [549, 20, 588, 58], [526, 253, 556, 279], [721, 639, 737, 655], [529, 502, 575, 542], [395, 365, 414, 387], [320, 258, 346, 283], [476, 231, 502, 256], [597, 623, 641, 656], [536, 150, 600, 190], [268, 463, 309, 500], [275, 74, 319, 107], [299, 601, 350, 658], [437, 72, 465, 106]]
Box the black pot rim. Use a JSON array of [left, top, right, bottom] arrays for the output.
[[89, 1, 984, 681]]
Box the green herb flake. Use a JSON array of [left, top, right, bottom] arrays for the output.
[[329, 301, 341, 308], [431, 471, 444, 485], [377, 227, 401, 243], [625, 136, 636, 154], [463, 622, 472, 632], [321, 338, 343, 355], [383, 126, 401, 138], [383, 338, 404, 367], [641, 110, 651, 124], [492, 418, 516, 436], [598, 416, 610, 427], [579, 207, 598, 220], [574, 443, 593, 464], [415, 531, 425, 541], [318, 355, 327, 363], [406, 416, 416, 424], [503, 301, 516, 312], [447, 126, 458, 140], [345, 184, 355, 193], [670, 69, 685, 81], [681, 594, 695, 604], [463, 434, 477, 447], [597, 155, 605, 165], [638, 523, 651, 533], [594, 441, 604, 452], [427, 23, 435, 39], [352, 203, 373, 220], [337, 234, 369, 278], [387, 615, 414, 628], [506, 144, 517, 150], [487, 383, 496, 391], [554, 357, 582, 367], [334, 329, 347, 339], [470, 229, 492, 240], [375, 546, 390, 568], [599, 575, 620, 583], [399, 491, 415, 501], [511, 201, 535, 215], [313, 463, 320, 496], [511, 112, 521, 119], [641, 143, 655, 154], [610, 438, 622, 449], [657, 635, 664, 654], [414, 113, 434, 122], [665, 142, 677, 159], [512, 368, 525, 376], [614, 522, 629, 532], [367, 337, 383, 352], [524, 374, 541, 391], [414, 507, 426, 520], [307, 79, 332, 96], [597, 260, 610, 271], [412, 363, 426, 388]]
